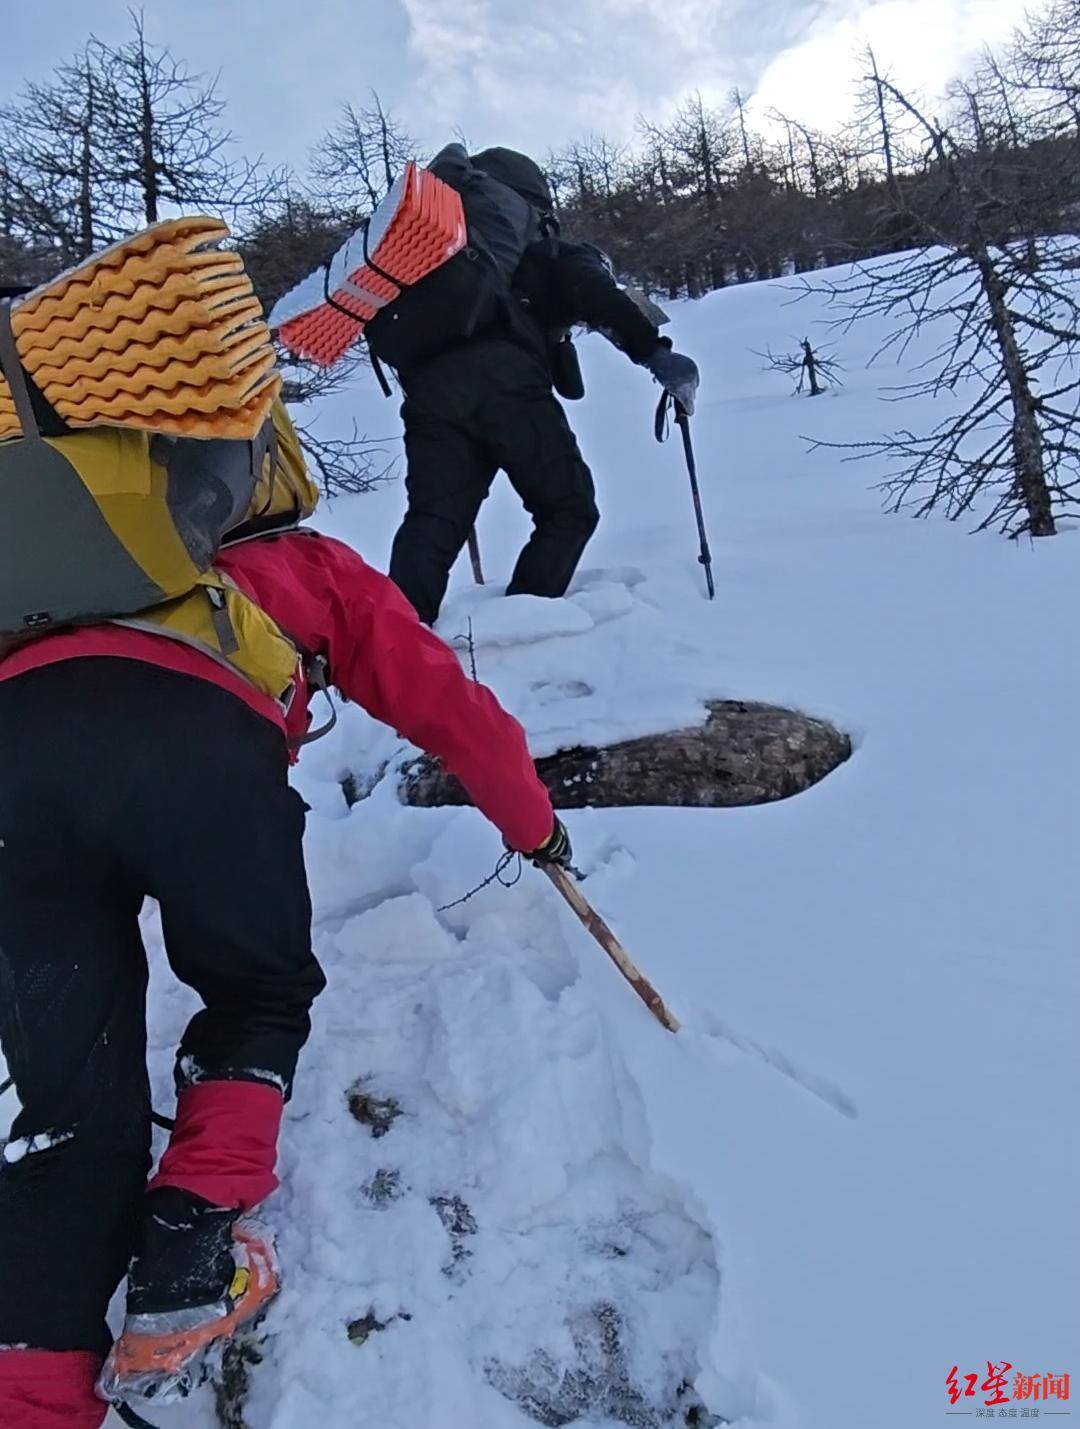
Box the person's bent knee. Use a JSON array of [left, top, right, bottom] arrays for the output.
[[578, 498, 600, 537], [549, 494, 599, 538]]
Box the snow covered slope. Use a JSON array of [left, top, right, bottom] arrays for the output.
[[5, 260, 1078, 1428]]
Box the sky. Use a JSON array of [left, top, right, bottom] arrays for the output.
[[3, 0, 1031, 174]]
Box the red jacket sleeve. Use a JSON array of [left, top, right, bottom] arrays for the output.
[[238, 533, 555, 852]]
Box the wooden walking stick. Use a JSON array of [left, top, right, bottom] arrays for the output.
[[541, 865, 681, 1032], [467, 529, 485, 585]]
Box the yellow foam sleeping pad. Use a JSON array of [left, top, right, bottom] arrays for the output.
[[0, 216, 279, 442]]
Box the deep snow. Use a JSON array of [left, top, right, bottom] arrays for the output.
[[3, 259, 1077, 1428]]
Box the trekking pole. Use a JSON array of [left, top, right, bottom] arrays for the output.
[[540, 865, 681, 1032], [655, 392, 715, 600], [467, 529, 485, 585], [676, 404, 715, 600]]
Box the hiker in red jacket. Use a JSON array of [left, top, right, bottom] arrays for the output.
[[0, 527, 572, 1427]]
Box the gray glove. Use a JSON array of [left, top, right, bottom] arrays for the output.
[[645, 343, 700, 416]]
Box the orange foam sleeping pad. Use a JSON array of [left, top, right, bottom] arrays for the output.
[[276, 163, 467, 368], [0, 217, 279, 442]]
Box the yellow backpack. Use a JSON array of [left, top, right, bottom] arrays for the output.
[[0, 297, 319, 708], [112, 399, 323, 705]]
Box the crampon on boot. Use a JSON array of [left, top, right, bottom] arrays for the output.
[[98, 1187, 278, 1407]]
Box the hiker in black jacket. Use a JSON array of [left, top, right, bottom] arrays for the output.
[[384, 147, 700, 625]]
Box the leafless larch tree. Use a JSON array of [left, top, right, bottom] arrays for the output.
[[801, 49, 1079, 538]]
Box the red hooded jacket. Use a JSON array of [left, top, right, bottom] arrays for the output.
[[0, 533, 557, 1428], [0, 530, 554, 853]]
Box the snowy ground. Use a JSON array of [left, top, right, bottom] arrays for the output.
[[3, 261, 1078, 1428]]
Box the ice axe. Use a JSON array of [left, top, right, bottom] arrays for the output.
[[541, 864, 681, 1032], [655, 391, 715, 600]]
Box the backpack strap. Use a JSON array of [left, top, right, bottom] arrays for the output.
[[204, 584, 241, 655], [221, 511, 305, 548], [115, 1401, 161, 1429], [256, 413, 278, 484], [317, 241, 397, 399], [275, 619, 338, 748], [368, 346, 394, 398], [539, 212, 561, 259], [296, 649, 338, 747], [0, 299, 41, 442], [360, 217, 407, 295], [251, 413, 280, 515], [212, 526, 338, 746]]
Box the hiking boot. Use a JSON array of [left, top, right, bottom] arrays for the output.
[[98, 1187, 278, 1406]]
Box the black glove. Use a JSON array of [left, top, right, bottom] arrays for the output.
[[645, 342, 700, 416], [526, 817, 573, 870]]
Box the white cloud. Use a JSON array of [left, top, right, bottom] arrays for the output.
[[397, 0, 846, 152], [397, 0, 1026, 157], [2, 0, 1036, 179], [752, 0, 1031, 131]]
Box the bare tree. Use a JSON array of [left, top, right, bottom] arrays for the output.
[[768, 111, 827, 199], [276, 348, 369, 407], [1008, 0, 1080, 135], [730, 88, 760, 173], [310, 94, 414, 216], [804, 69, 1077, 537], [0, 10, 281, 270], [666, 94, 735, 289], [548, 134, 629, 224], [758, 339, 843, 395], [0, 43, 118, 264], [94, 9, 283, 228], [237, 188, 354, 314], [0, 232, 64, 290], [291, 416, 396, 499], [864, 50, 905, 211]]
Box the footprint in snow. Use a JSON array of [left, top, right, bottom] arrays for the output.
[[528, 678, 594, 704]]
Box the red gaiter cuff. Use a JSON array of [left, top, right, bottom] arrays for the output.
[[148, 1080, 284, 1212], [0, 1349, 106, 1428]]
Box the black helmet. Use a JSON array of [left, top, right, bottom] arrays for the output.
[[470, 148, 554, 213]]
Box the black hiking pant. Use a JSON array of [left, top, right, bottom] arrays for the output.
[[0, 659, 323, 1354], [389, 338, 600, 624]]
